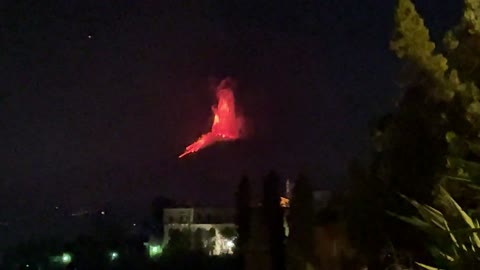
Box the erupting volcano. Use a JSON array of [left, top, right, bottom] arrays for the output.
[[179, 78, 244, 158]]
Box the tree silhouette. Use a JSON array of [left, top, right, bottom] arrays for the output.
[[235, 175, 251, 268], [167, 228, 191, 254], [287, 174, 314, 270], [193, 228, 207, 253], [262, 171, 286, 270], [348, 0, 480, 267]]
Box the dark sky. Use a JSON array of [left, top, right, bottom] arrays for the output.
[[0, 0, 461, 245]]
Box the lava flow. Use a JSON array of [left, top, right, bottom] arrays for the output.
[[179, 78, 244, 158]]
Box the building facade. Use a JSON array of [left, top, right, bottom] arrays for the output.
[[162, 207, 237, 255]]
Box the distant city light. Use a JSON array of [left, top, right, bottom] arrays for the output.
[[50, 252, 73, 265], [109, 251, 119, 261]]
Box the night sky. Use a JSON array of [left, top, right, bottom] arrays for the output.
[[0, 0, 461, 246]]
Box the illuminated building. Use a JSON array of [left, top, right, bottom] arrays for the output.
[[163, 207, 237, 255]]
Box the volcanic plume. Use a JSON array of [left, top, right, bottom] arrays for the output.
[[179, 78, 244, 158]]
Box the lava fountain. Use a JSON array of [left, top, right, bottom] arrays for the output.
[[179, 78, 244, 158]]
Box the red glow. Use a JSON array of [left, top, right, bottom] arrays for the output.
[[179, 79, 244, 158]]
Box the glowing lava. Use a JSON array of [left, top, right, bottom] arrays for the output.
[[179, 78, 244, 158]]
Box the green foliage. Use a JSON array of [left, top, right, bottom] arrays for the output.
[[349, 0, 480, 266], [391, 187, 480, 269], [463, 0, 480, 34], [385, 0, 480, 221], [391, 0, 453, 100]]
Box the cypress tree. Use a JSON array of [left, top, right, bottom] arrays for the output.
[[263, 171, 286, 270], [235, 175, 251, 268], [287, 174, 314, 270]]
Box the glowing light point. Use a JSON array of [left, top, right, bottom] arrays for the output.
[[148, 244, 163, 258], [62, 253, 72, 264], [109, 251, 119, 261], [226, 240, 235, 248]]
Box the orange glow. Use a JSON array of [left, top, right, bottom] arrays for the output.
[[179, 78, 244, 158], [280, 197, 290, 208]]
